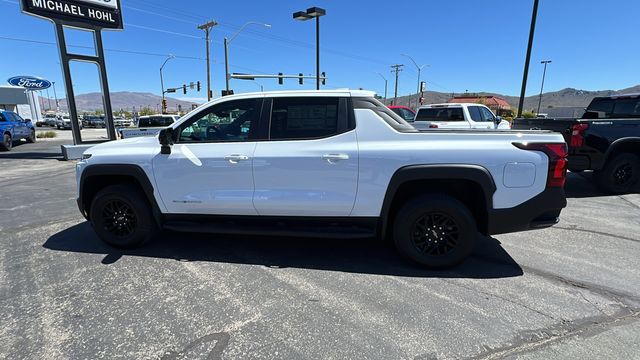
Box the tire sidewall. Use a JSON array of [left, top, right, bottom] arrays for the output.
[[393, 195, 477, 268], [90, 185, 155, 248], [1, 134, 11, 151]]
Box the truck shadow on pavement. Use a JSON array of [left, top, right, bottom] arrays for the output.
[[44, 222, 523, 279]]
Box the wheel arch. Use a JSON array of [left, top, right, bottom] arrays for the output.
[[379, 164, 497, 239], [603, 137, 640, 162], [79, 164, 162, 226]]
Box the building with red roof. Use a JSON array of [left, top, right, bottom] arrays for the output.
[[447, 95, 513, 116]]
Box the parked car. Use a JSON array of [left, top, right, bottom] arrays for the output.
[[76, 90, 567, 268], [113, 116, 132, 127], [36, 115, 53, 127], [57, 115, 83, 130], [513, 93, 640, 193], [0, 110, 35, 151], [413, 103, 511, 130], [119, 114, 179, 139], [83, 115, 105, 128], [46, 115, 58, 127], [388, 105, 416, 122]]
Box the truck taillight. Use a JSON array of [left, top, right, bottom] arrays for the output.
[[429, 124, 439, 128], [513, 142, 568, 187], [570, 123, 589, 147]]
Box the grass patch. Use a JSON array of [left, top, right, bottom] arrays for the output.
[[36, 131, 57, 138]]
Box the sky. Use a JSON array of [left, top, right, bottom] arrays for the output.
[[1, 0, 638, 103]]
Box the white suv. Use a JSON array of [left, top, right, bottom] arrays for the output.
[[76, 90, 567, 267], [413, 103, 511, 130]]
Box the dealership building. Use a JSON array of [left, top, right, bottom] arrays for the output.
[[0, 85, 43, 122]]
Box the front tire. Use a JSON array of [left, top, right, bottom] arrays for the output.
[[89, 184, 156, 248], [393, 194, 477, 268], [26, 129, 36, 143], [593, 153, 640, 194], [0, 133, 12, 151]]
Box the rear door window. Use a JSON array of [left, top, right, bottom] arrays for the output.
[[468, 106, 482, 122], [611, 98, 640, 118], [415, 107, 465, 122], [269, 97, 340, 140]]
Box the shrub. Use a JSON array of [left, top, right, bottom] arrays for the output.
[[36, 131, 57, 138]]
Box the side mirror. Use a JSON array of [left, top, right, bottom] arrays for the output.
[[159, 127, 174, 154], [494, 116, 502, 124], [25, 118, 32, 123]]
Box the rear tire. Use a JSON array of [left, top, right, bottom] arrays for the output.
[[0, 133, 12, 151], [393, 194, 477, 268], [593, 153, 640, 194], [89, 184, 156, 248]]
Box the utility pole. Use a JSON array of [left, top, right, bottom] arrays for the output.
[[517, 0, 540, 117], [198, 20, 218, 101], [391, 64, 404, 105], [537, 60, 552, 115]]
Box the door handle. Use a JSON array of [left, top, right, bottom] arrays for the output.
[[322, 154, 349, 162], [224, 154, 249, 163]]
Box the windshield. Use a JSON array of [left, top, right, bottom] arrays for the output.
[[416, 107, 465, 122]]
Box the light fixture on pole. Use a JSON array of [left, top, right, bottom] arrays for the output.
[[537, 60, 552, 115], [293, 6, 326, 90], [198, 20, 218, 101], [224, 22, 271, 92], [376, 72, 388, 100], [160, 54, 175, 114], [401, 53, 429, 108]]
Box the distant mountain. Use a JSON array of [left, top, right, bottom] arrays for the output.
[[385, 85, 640, 111], [40, 91, 197, 112], [41, 85, 640, 113]]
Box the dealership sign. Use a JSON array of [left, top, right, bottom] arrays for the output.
[[7, 76, 52, 90], [20, 0, 122, 29]]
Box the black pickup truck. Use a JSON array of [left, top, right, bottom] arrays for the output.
[[513, 94, 640, 194]]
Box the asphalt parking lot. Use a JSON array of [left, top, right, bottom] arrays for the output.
[[1, 138, 639, 359]]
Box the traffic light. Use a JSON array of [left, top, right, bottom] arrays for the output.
[[196, 81, 201, 92], [299, 73, 303, 85], [278, 72, 283, 85], [321, 72, 326, 85], [183, 84, 187, 94], [161, 99, 167, 113]]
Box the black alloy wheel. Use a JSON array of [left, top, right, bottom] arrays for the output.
[[411, 212, 459, 256], [394, 194, 477, 268], [101, 199, 138, 238], [90, 184, 156, 248], [594, 153, 640, 194]]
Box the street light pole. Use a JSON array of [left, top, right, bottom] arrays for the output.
[[401, 54, 429, 108], [198, 20, 218, 101], [517, 0, 540, 117], [293, 7, 326, 90], [224, 22, 271, 92], [160, 54, 175, 114], [376, 72, 388, 100], [52, 81, 59, 112], [46, 88, 52, 110], [537, 60, 552, 115]]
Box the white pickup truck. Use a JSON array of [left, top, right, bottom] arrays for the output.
[[119, 114, 179, 139], [76, 90, 567, 268], [413, 103, 511, 130]]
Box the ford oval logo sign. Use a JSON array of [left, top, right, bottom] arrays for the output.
[[7, 76, 52, 90]]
